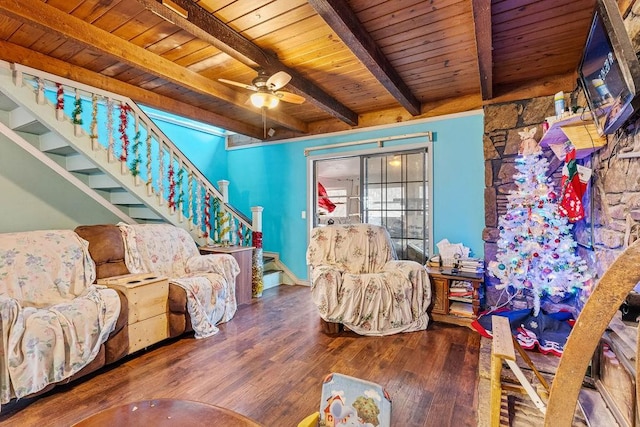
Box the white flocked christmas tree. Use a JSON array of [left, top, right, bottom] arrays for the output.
[[488, 127, 592, 316]]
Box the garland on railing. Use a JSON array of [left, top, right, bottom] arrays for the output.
[[119, 103, 131, 163], [252, 231, 264, 297], [176, 168, 184, 208], [243, 226, 252, 246], [130, 129, 141, 176], [19, 70, 254, 248], [146, 133, 153, 192], [168, 161, 175, 209], [158, 146, 164, 204], [204, 192, 211, 238], [72, 89, 83, 125], [56, 83, 64, 110], [211, 196, 219, 241], [195, 183, 202, 229], [107, 98, 114, 160], [237, 224, 250, 246], [90, 94, 98, 144], [218, 208, 231, 243], [188, 173, 193, 227]]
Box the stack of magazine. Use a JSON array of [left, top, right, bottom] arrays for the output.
[[456, 257, 484, 275], [449, 280, 475, 317]]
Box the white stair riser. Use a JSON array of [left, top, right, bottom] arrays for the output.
[[263, 271, 282, 290]]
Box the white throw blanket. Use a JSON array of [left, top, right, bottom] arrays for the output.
[[118, 223, 239, 339], [0, 230, 120, 406]]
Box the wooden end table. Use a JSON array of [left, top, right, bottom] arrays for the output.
[[97, 273, 169, 353], [426, 267, 484, 327], [199, 245, 255, 305]]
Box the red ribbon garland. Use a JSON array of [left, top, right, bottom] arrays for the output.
[[119, 103, 132, 162]]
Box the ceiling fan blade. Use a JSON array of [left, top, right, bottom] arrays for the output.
[[275, 90, 306, 104], [218, 78, 257, 91], [266, 71, 292, 90]]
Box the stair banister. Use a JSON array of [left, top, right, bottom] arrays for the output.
[[4, 60, 268, 296], [9, 62, 254, 245]]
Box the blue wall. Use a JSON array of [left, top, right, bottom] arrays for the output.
[[141, 106, 228, 186], [148, 109, 485, 281]]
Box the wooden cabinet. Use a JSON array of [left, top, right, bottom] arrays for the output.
[[430, 275, 449, 315], [98, 273, 169, 353], [426, 267, 484, 327], [199, 245, 255, 305]]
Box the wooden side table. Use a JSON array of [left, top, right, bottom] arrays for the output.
[[199, 245, 255, 305], [97, 273, 169, 353], [426, 267, 484, 327]]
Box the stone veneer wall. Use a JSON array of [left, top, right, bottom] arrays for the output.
[[587, 116, 640, 277]]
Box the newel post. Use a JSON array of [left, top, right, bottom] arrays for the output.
[[251, 206, 264, 298], [218, 180, 229, 203]]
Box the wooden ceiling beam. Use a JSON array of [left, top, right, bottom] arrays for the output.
[[472, 0, 493, 100], [142, 0, 359, 126], [0, 0, 307, 134], [308, 0, 421, 116], [0, 40, 265, 140], [486, 72, 578, 105], [227, 93, 484, 146]]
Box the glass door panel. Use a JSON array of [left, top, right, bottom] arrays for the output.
[[362, 150, 428, 263]]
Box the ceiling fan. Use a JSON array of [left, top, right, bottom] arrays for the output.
[[219, 69, 306, 110]]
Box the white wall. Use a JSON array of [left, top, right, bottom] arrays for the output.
[[0, 133, 122, 232]]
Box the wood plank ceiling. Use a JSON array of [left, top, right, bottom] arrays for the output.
[[0, 0, 599, 143]]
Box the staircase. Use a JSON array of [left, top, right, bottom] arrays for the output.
[[0, 61, 254, 246]]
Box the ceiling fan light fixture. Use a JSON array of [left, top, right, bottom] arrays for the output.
[[250, 91, 280, 109]]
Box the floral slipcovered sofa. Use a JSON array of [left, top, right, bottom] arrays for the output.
[[307, 224, 431, 336], [0, 230, 126, 408]]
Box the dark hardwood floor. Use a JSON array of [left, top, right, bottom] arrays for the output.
[[0, 285, 481, 426]]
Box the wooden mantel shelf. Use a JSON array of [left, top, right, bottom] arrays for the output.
[[539, 113, 607, 160]]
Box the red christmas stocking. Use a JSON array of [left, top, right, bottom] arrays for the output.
[[558, 149, 585, 222]]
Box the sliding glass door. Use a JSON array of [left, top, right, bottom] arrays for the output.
[[362, 150, 429, 263], [312, 148, 430, 263]]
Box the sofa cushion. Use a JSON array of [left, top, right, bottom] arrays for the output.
[[0, 229, 96, 304], [118, 223, 199, 278], [75, 225, 129, 280]]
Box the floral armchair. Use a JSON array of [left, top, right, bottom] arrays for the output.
[[0, 230, 121, 406], [306, 224, 431, 336]]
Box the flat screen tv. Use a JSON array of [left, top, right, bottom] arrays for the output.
[[578, 0, 640, 135]]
